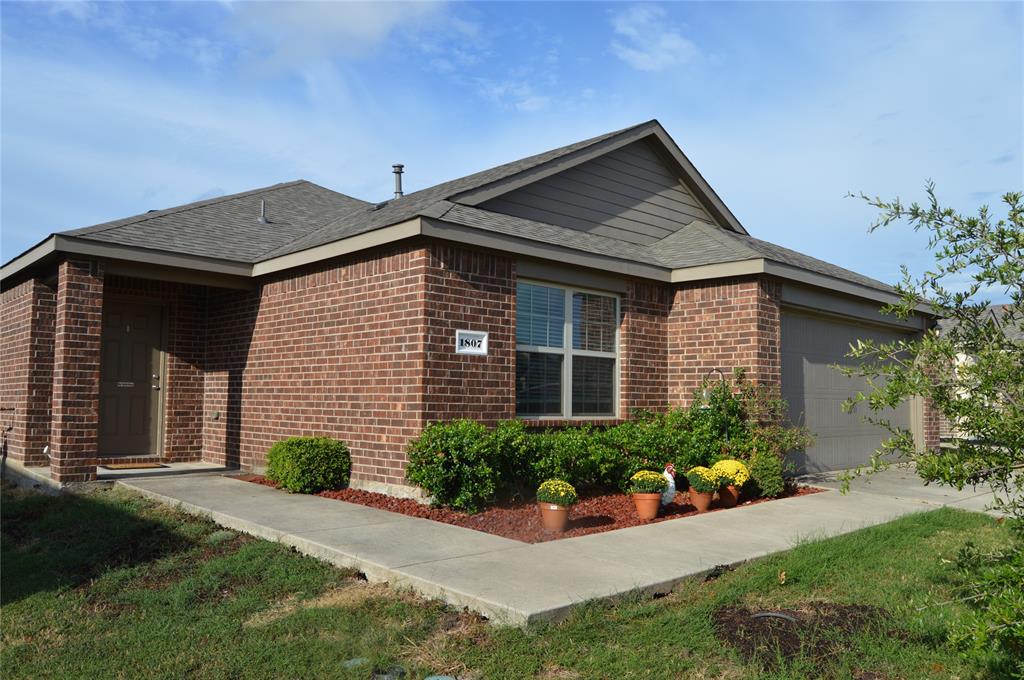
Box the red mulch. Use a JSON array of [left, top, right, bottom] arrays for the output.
[[234, 474, 823, 544]]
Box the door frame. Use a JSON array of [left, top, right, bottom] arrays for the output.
[[98, 295, 170, 458]]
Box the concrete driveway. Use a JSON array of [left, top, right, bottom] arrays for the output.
[[799, 464, 1002, 515]]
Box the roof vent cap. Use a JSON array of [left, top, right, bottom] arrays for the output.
[[258, 199, 269, 224], [392, 164, 404, 199]]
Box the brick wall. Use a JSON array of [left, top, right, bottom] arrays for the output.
[[0, 277, 55, 465], [104, 275, 206, 461], [202, 246, 430, 486], [668, 276, 782, 406], [50, 258, 104, 483], [421, 244, 516, 424], [620, 280, 671, 413], [923, 398, 941, 450]]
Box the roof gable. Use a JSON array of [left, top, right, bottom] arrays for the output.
[[478, 138, 718, 246]]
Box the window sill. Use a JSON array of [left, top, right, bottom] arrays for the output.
[[517, 418, 627, 429]]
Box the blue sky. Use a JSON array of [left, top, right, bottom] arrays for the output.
[[2, 1, 1021, 296]]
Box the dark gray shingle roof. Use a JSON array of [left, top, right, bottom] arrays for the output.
[[47, 120, 893, 296], [653, 221, 894, 292], [62, 181, 370, 263], [438, 206, 895, 294]]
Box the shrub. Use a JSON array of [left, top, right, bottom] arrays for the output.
[[265, 436, 351, 494], [405, 420, 497, 513], [747, 445, 786, 498], [686, 466, 720, 494], [711, 459, 750, 487], [536, 480, 578, 507], [533, 427, 628, 491], [627, 470, 667, 494], [487, 419, 537, 500]]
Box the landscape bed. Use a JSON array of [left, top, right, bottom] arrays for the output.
[[235, 475, 822, 543]]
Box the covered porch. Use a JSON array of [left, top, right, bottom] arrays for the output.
[[1, 256, 256, 484]]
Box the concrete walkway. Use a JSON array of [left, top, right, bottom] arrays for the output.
[[119, 473, 976, 626], [800, 465, 1000, 515]]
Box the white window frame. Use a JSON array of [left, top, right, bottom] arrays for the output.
[[515, 279, 620, 419]]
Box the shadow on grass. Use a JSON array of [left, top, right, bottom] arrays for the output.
[[1, 484, 197, 605]]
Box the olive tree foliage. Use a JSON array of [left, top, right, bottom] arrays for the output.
[[842, 183, 1022, 668]]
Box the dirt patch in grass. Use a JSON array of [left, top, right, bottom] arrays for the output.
[[402, 610, 489, 677], [235, 475, 821, 543], [713, 602, 892, 672], [244, 580, 408, 628]]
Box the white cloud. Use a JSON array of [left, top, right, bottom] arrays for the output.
[[226, 1, 446, 69], [475, 79, 550, 113], [609, 5, 699, 72], [515, 95, 550, 113]]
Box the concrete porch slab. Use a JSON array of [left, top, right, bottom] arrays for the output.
[[117, 472, 987, 626]]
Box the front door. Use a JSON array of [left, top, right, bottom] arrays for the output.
[[99, 300, 164, 456]]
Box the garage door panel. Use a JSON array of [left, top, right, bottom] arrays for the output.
[[782, 310, 913, 473]]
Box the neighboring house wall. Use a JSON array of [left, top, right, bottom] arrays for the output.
[[668, 276, 782, 405], [481, 139, 715, 246], [0, 277, 55, 465]]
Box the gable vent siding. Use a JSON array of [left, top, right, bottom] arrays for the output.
[[480, 139, 715, 246]]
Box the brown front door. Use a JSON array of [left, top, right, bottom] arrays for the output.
[[99, 300, 164, 456]]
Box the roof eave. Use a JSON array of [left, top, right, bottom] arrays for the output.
[[1, 234, 253, 287]]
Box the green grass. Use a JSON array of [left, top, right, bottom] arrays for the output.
[[1, 484, 1013, 679]]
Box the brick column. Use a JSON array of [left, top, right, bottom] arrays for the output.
[[922, 398, 941, 451], [619, 280, 670, 413], [668, 275, 782, 406], [50, 259, 104, 483]]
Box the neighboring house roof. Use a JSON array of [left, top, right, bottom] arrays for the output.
[[1, 118, 899, 302], [938, 305, 1024, 342]]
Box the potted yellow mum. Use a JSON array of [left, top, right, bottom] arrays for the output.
[[686, 466, 719, 513], [536, 479, 578, 533], [711, 459, 750, 508], [627, 470, 667, 520]]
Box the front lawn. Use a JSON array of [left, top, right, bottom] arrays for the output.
[[0, 484, 1013, 679]]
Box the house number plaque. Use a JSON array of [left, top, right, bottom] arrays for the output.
[[455, 329, 488, 356]]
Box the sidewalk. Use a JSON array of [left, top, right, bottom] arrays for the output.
[[119, 473, 955, 626], [800, 465, 1001, 515]]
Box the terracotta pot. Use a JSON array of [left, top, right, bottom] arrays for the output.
[[632, 492, 662, 520], [718, 484, 740, 508], [689, 489, 714, 513], [537, 502, 570, 533]]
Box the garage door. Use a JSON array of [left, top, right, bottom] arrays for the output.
[[781, 309, 912, 473]]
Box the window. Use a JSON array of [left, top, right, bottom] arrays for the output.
[[515, 281, 619, 417]]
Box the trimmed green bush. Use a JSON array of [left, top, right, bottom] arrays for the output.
[[265, 436, 351, 494], [747, 446, 786, 498], [405, 420, 497, 513], [488, 419, 537, 500], [403, 371, 810, 510]]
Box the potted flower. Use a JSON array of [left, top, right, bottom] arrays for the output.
[[627, 470, 667, 520], [711, 459, 750, 508], [686, 466, 719, 512], [536, 479, 578, 533]]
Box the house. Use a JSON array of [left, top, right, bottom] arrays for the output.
[[0, 120, 938, 494], [936, 304, 1023, 444]]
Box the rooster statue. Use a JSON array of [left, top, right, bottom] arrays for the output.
[[661, 463, 677, 506]]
